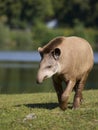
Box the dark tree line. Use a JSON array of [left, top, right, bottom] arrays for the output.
[[0, 0, 98, 28], [52, 0, 98, 27]]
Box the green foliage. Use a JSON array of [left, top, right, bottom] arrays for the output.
[[83, 29, 97, 50], [0, 22, 34, 50], [0, 22, 11, 50], [0, 0, 98, 51], [72, 21, 97, 49], [32, 22, 65, 47], [0, 91, 98, 130], [52, 0, 98, 28], [0, 0, 98, 28], [0, 21, 97, 51], [0, 0, 54, 28], [32, 22, 97, 50], [11, 29, 33, 50]]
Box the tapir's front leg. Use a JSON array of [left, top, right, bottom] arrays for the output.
[[61, 80, 76, 110], [52, 76, 63, 107], [53, 76, 76, 110]]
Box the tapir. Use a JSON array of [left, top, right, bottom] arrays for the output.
[[37, 36, 94, 110]]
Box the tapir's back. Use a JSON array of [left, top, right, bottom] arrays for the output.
[[57, 36, 94, 77]]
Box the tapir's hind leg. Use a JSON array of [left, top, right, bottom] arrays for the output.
[[73, 81, 83, 103], [73, 72, 89, 109]]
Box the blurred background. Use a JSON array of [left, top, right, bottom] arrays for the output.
[[0, 0, 98, 94]]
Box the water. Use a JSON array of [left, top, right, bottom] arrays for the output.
[[0, 51, 40, 62], [0, 51, 98, 63], [0, 62, 54, 94], [0, 62, 97, 94], [86, 64, 98, 89]]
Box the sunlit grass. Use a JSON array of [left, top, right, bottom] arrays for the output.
[[0, 90, 98, 130]]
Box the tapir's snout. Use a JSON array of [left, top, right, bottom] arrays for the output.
[[36, 74, 49, 84], [36, 70, 45, 84], [36, 68, 50, 84], [36, 79, 42, 84], [36, 76, 43, 84]]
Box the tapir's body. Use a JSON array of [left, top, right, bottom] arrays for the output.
[[37, 36, 94, 110]]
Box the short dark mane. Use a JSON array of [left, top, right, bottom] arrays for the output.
[[43, 37, 64, 53]]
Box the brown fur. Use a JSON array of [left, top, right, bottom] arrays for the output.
[[37, 36, 94, 110], [42, 37, 63, 53]]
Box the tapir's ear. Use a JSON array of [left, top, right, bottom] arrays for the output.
[[38, 47, 43, 53], [52, 48, 61, 60], [38, 47, 43, 58]]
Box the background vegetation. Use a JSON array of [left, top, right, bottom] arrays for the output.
[[0, 0, 98, 51]]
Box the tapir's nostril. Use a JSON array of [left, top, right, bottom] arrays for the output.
[[36, 79, 40, 84], [44, 75, 48, 80], [36, 78, 43, 84], [36, 75, 48, 84]]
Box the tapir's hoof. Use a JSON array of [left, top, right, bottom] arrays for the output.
[[72, 106, 79, 110], [59, 103, 67, 111], [72, 102, 80, 110]]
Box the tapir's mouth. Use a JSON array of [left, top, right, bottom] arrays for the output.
[[44, 75, 48, 80], [36, 79, 42, 84], [36, 75, 48, 84]]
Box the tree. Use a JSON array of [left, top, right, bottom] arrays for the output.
[[0, 0, 98, 28], [0, 0, 54, 28], [51, 0, 98, 28]]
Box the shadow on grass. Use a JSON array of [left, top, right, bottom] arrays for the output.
[[15, 102, 73, 110], [15, 103, 58, 110], [25, 103, 59, 110]]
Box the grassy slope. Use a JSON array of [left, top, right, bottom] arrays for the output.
[[0, 90, 98, 130]]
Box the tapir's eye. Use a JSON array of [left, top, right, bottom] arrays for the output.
[[47, 65, 52, 68]]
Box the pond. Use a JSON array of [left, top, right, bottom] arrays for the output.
[[0, 62, 97, 94], [0, 62, 53, 94]]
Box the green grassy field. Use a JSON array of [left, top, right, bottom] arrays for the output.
[[0, 90, 98, 130]]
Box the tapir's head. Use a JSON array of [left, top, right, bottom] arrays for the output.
[[36, 46, 61, 84]]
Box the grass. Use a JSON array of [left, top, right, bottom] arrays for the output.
[[0, 90, 98, 130]]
